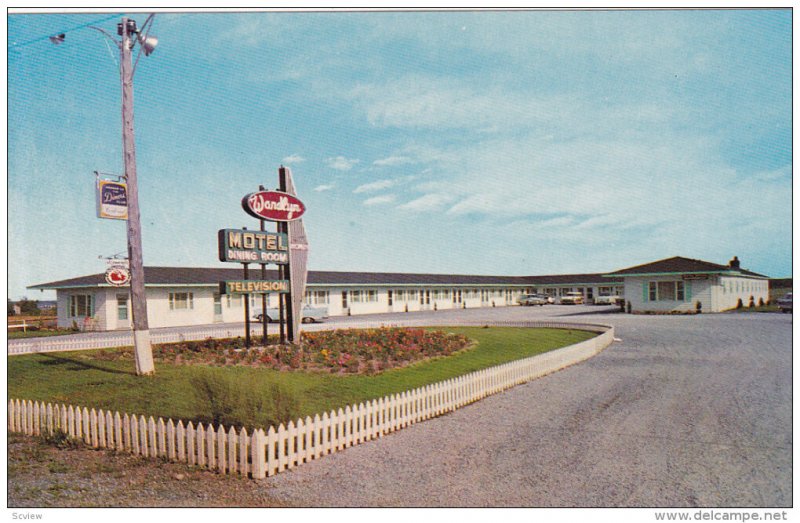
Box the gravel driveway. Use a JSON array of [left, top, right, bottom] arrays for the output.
[[260, 309, 792, 507]]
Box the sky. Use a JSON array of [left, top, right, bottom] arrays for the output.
[[7, 8, 793, 301]]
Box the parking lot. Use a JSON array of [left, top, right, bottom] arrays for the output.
[[262, 306, 792, 507]]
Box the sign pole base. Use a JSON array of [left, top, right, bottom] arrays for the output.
[[133, 329, 155, 375]]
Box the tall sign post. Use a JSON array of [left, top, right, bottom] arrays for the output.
[[238, 171, 308, 343], [217, 228, 292, 348], [218, 169, 307, 347], [120, 18, 154, 375], [282, 167, 310, 344]]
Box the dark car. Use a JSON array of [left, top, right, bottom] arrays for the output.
[[252, 305, 329, 323], [777, 293, 792, 313]]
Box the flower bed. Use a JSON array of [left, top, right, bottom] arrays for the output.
[[141, 327, 472, 374]]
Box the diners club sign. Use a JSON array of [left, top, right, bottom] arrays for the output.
[[242, 191, 306, 222]]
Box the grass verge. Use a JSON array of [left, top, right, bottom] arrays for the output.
[[8, 326, 595, 430]]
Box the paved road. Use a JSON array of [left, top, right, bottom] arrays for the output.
[[257, 308, 792, 507]]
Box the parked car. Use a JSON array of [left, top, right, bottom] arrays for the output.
[[542, 295, 555, 304], [777, 293, 792, 313], [593, 294, 621, 305], [252, 305, 329, 323], [518, 294, 547, 306], [559, 292, 585, 305]]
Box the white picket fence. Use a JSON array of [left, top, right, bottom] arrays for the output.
[[8, 323, 614, 479], [7, 327, 246, 356]]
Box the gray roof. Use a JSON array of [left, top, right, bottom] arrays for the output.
[[29, 266, 622, 290], [605, 256, 767, 278]]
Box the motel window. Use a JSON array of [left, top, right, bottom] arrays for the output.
[[395, 290, 406, 302], [169, 292, 194, 310], [432, 290, 439, 300], [69, 294, 94, 318], [648, 281, 685, 302], [117, 294, 129, 321], [304, 290, 330, 306], [350, 290, 362, 303], [366, 290, 378, 303], [408, 290, 417, 301], [311, 291, 329, 305], [227, 295, 242, 308], [442, 289, 449, 300], [657, 281, 675, 301]]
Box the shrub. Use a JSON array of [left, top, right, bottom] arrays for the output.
[[190, 371, 302, 429], [40, 430, 81, 449]]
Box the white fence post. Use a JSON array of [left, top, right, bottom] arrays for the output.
[[206, 424, 216, 470], [227, 426, 237, 473], [216, 424, 227, 473], [266, 425, 277, 476], [186, 421, 197, 467], [304, 416, 314, 462], [277, 423, 287, 472], [251, 428, 266, 479], [238, 427, 249, 476]]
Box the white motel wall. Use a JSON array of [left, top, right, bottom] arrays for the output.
[[623, 275, 769, 314], [54, 282, 622, 331], [36, 256, 769, 331]]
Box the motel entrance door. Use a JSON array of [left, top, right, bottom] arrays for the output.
[[213, 293, 223, 322]]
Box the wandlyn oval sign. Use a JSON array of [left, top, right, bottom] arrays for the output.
[[242, 191, 306, 222]]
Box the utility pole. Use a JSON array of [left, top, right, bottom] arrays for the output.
[[120, 17, 154, 375]]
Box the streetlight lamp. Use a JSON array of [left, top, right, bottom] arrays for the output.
[[92, 15, 158, 375]]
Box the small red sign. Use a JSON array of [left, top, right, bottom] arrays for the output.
[[242, 191, 306, 222], [105, 267, 131, 286]]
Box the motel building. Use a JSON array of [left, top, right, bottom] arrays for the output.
[[29, 256, 768, 332]]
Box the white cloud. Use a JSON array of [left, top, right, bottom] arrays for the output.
[[398, 193, 456, 212], [282, 154, 305, 164], [326, 156, 360, 171], [313, 184, 334, 192], [373, 155, 413, 167], [363, 195, 395, 206], [354, 179, 397, 193]]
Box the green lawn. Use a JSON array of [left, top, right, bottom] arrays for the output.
[[8, 327, 595, 430]]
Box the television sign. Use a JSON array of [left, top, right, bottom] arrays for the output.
[[220, 280, 290, 294]]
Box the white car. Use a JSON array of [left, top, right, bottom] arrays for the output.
[[593, 295, 621, 305], [517, 294, 547, 306], [252, 305, 329, 324], [559, 292, 585, 305]]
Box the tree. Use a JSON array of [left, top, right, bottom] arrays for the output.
[[16, 297, 40, 316], [7, 299, 14, 316]]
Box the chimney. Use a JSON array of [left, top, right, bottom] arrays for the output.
[[728, 256, 740, 269]]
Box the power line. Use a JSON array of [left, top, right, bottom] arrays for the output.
[[8, 13, 121, 51]]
